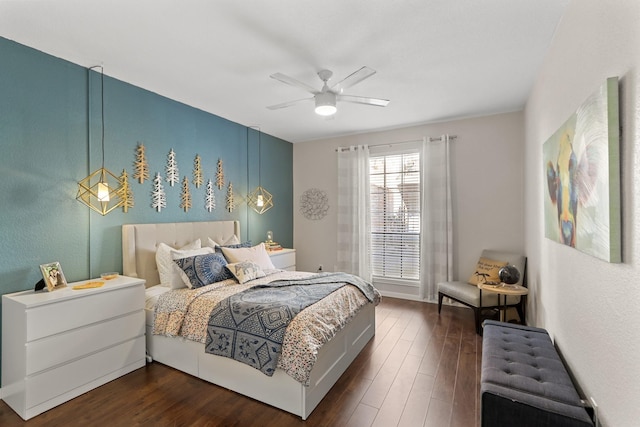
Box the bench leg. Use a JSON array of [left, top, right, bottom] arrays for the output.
[[438, 292, 443, 313], [475, 307, 482, 335]]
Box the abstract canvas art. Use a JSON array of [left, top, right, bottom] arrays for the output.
[[543, 77, 621, 262]]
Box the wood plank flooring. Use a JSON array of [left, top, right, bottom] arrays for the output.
[[0, 298, 482, 427]]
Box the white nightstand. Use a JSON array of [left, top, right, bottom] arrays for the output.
[[268, 248, 296, 271], [1, 275, 146, 420]]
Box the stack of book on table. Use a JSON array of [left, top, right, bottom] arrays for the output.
[[265, 241, 282, 251]]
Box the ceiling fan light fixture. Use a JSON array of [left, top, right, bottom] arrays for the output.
[[314, 91, 337, 116]]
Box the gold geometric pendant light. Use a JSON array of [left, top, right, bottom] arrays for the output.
[[247, 127, 274, 214], [76, 65, 123, 215], [77, 167, 123, 215], [247, 185, 273, 215]]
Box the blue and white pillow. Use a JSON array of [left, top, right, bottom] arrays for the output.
[[174, 253, 234, 289], [226, 261, 266, 284], [213, 240, 252, 256]]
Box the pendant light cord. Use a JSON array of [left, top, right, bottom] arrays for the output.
[[88, 65, 105, 170], [248, 125, 261, 186], [100, 66, 105, 170]]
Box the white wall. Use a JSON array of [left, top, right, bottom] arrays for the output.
[[293, 112, 525, 297], [524, 1, 640, 425]]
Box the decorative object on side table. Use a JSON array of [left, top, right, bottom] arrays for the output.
[[265, 230, 282, 251], [498, 265, 520, 286], [479, 265, 527, 323], [39, 261, 67, 291], [72, 281, 105, 290]]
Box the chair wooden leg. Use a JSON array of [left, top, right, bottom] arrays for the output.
[[438, 292, 443, 314]]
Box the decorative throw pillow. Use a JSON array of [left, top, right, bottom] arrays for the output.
[[212, 239, 252, 254], [220, 242, 276, 270], [468, 257, 508, 285], [174, 253, 234, 289], [207, 235, 240, 248], [169, 247, 214, 289], [226, 261, 266, 284], [156, 239, 201, 287]]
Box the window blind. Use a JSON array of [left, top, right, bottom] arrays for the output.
[[369, 151, 421, 280]]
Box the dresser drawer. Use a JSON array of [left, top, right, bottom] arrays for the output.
[[269, 250, 296, 270], [25, 335, 145, 409], [26, 285, 144, 342], [26, 310, 144, 375]]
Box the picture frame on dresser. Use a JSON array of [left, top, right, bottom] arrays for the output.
[[39, 261, 67, 291]]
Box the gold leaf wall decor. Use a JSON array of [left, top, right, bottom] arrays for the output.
[[226, 181, 234, 212], [133, 142, 149, 184], [118, 169, 134, 213], [193, 154, 203, 188], [216, 158, 225, 189], [180, 175, 192, 212]]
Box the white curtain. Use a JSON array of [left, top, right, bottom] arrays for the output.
[[337, 145, 371, 281], [420, 135, 453, 301]]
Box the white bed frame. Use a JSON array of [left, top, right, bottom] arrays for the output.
[[122, 221, 375, 420]]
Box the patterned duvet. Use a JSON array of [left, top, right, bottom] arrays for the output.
[[153, 270, 380, 385]]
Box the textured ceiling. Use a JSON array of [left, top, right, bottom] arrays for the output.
[[0, 0, 569, 143]]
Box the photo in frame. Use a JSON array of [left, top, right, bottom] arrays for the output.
[[39, 262, 68, 291], [543, 77, 621, 262]]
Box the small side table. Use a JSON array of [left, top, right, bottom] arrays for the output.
[[478, 283, 528, 323]]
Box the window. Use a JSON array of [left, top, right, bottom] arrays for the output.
[[369, 148, 421, 282]]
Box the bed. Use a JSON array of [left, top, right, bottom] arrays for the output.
[[122, 220, 377, 420]]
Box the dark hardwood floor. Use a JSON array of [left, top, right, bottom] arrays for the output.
[[0, 298, 482, 427]]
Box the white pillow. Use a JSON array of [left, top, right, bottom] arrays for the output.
[[226, 261, 266, 284], [220, 242, 276, 270], [207, 235, 240, 248], [155, 239, 201, 287], [170, 247, 214, 289]]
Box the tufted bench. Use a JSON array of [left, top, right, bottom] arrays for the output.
[[481, 321, 593, 427]]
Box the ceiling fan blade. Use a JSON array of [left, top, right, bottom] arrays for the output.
[[331, 66, 376, 94], [266, 97, 313, 110], [338, 94, 390, 107], [270, 73, 318, 94]]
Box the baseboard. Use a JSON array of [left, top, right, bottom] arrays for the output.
[[377, 290, 434, 303]]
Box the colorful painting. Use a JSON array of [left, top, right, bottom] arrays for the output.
[[543, 77, 621, 262]]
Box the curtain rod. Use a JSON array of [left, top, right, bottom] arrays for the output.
[[336, 135, 457, 152]]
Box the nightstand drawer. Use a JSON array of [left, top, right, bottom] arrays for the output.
[[25, 335, 145, 409], [26, 285, 144, 341], [268, 249, 296, 270], [26, 310, 145, 375]]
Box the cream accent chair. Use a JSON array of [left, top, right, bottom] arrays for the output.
[[437, 249, 527, 334]]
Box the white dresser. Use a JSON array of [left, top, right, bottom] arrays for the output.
[[1, 275, 146, 420], [268, 248, 296, 271]]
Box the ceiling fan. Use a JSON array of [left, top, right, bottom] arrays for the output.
[[267, 66, 390, 116]]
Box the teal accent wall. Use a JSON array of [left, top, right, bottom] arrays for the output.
[[0, 37, 292, 380]]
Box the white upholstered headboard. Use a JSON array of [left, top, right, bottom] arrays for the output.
[[122, 221, 240, 287]]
